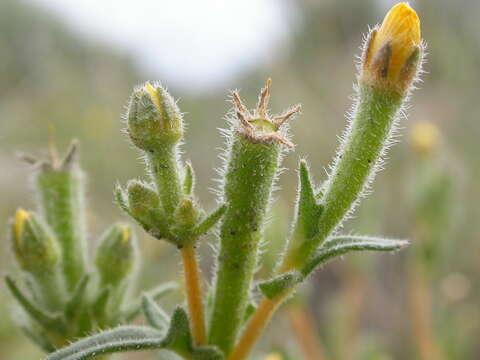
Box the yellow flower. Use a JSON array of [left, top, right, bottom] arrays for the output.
[[363, 2, 422, 92]]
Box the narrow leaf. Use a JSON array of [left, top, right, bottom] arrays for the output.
[[5, 276, 65, 332], [183, 162, 195, 196], [192, 204, 226, 237], [20, 325, 56, 353], [302, 235, 409, 276], [46, 326, 164, 360], [298, 160, 323, 238], [65, 275, 90, 320], [123, 282, 178, 322], [142, 295, 170, 332], [258, 271, 303, 299]]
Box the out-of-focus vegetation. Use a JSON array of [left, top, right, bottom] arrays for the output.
[[1, 0, 478, 359]]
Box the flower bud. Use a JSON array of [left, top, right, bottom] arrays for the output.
[[11, 209, 61, 273], [126, 82, 184, 151], [362, 2, 422, 93], [126, 180, 160, 227], [95, 223, 137, 287], [174, 198, 200, 229]]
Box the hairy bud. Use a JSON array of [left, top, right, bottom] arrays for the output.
[[11, 209, 61, 273], [126, 82, 184, 150]]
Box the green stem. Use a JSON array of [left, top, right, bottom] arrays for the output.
[[209, 135, 281, 355], [36, 165, 87, 291], [292, 84, 403, 267], [147, 145, 183, 217]]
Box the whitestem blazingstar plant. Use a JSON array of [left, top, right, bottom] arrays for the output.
[[5, 143, 177, 354], [40, 3, 424, 360]]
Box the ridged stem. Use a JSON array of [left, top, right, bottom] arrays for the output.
[[181, 245, 207, 345], [209, 135, 281, 354], [36, 166, 87, 291]]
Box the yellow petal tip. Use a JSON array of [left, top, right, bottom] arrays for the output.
[[144, 82, 162, 112], [15, 209, 30, 242]]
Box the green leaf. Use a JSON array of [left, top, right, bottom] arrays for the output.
[[92, 287, 111, 328], [161, 307, 223, 360], [122, 282, 178, 322], [191, 204, 226, 237], [297, 160, 323, 238], [302, 235, 409, 277], [258, 271, 303, 299], [5, 276, 65, 332], [46, 326, 164, 360], [46, 308, 224, 360], [142, 295, 169, 332], [64, 275, 90, 321]]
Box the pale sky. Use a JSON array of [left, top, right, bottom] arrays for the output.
[[27, 0, 295, 92]]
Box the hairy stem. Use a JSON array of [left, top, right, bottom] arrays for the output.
[[36, 165, 87, 291], [181, 245, 207, 345], [286, 84, 403, 270], [147, 145, 183, 217], [209, 136, 281, 354]]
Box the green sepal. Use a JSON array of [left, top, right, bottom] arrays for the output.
[[183, 162, 195, 196], [64, 275, 90, 321], [258, 271, 303, 299], [301, 235, 409, 277], [5, 276, 66, 333], [141, 295, 170, 332], [122, 282, 178, 322], [191, 204, 226, 237], [46, 308, 224, 360]]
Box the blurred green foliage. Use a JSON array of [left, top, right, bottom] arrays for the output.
[[1, 0, 478, 359]]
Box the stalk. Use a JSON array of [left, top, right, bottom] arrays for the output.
[[209, 136, 281, 353], [147, 145, 183, 217], [181, 245, 207, 345]]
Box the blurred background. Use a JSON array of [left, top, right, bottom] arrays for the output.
[[0, 0, 478, 359]]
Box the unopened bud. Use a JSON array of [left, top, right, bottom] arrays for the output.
[[362, 3, 422, 93], [11, 209, 61, 273], [95, 223, 137, 287], [126, 180, 160, 227], [174, 198, 200, 229], [126, 82, 184, 151]]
